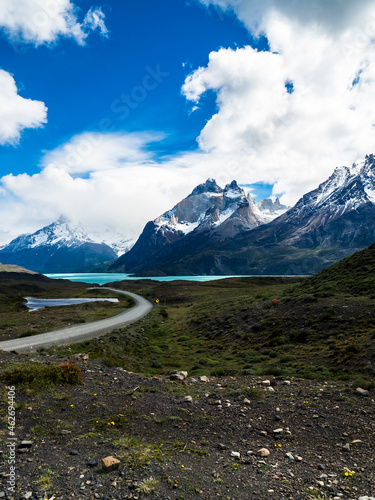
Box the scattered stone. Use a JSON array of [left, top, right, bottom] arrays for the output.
[[19, 441, 33, 449], [266, 386, 275, 392], [295, 456, 303, 461], [102, 456, 121, 473], [262, 380, 271, 386], [69, 450, 79, 455], [231, 451, 240, 459], [170, 373, 185, 381], [273, 428, 283, 434], [318, 464, 326, 470], [342, 443, 351, 452], [199, 376, 209, 382], [60, 429, 72, 435], [260, 431, 268, 436], [243, 398, 251, 404], [183, 395, 193, 403], [258, 448, 270, 457], [247, 451, 254, 456], [356, 388, 369, 396], [87, 459, 99, 467], [283, 380, 291, 385], [218, 443, 227, 450]]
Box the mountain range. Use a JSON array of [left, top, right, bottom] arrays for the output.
[[108, 154, 375, 276], [0, 217, 134, 274], [108, 179, 287, 273], [1, 154, 375, 276]]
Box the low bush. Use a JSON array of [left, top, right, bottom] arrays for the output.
[[1, 362, 83, 388]]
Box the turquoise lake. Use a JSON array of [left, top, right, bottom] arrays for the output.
[[44, 273, 247, 285]]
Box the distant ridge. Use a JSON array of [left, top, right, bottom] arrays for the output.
[[0, 263, 37, 274]]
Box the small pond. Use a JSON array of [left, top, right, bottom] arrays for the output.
[[25, 297, 119, 312]]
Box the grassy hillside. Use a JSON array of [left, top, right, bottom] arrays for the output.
[[0, 263, 36, 273], [295, 243, 375, 296], [51, 275, 375, 386]]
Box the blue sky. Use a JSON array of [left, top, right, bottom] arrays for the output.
[[0, 0, 374, 243], [0, 0, 263, 176]]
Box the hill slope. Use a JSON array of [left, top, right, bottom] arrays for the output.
[[0, 263, 36, 274], [295, 242, 375, 296]]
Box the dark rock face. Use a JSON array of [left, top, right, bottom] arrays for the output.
[[111, 156, 375, 276]]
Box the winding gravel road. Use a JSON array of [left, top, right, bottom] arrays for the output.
[[0, 287, 153, 354]]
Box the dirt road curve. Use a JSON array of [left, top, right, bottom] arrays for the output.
[[0, 287, 153, 353]]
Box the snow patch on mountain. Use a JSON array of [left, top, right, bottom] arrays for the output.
[[152, 179, 289, 236], [1, 216, 135, 257], [305, 154, 375, 214]]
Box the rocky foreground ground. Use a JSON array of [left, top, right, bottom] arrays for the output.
[[0, 351, 374, 500]]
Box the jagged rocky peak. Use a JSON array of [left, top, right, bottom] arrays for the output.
[[190, 178, 222, 196], [299, 153, 375, 212], [257, 197, 287, 213]]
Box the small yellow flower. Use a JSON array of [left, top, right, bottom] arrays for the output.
[[94, 393, 97, 396], [118, 414, 124, 416], [181, 464, 184, 468], [111, 421, 115, 425], [70, 404, 74, 407]]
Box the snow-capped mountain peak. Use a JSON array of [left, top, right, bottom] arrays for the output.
[[0, 216, 136, 273], [255, 197, 289, 222], [223, 180, 245, 200], [293, 154, 375, 219]]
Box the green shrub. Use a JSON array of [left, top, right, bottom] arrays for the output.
[[159, 307, 168, 318], [1, 362, 83, 388], [280, 354, 297, 363]]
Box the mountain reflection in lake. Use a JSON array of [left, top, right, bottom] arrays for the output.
[[25, 297, 119, 312]]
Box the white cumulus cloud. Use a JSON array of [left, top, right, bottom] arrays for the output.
[[0, 132, 204, 244], [184, 0, 375, 203], [0, 0, 108, 46], [83, 7, 109, 38], [0, 69, 47, 145], [41, 131, 164, 174]]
